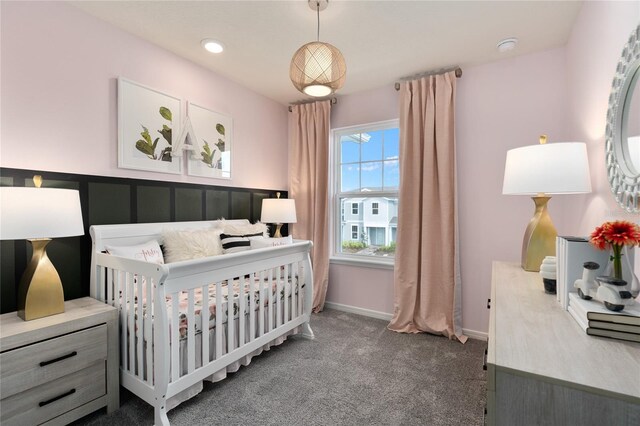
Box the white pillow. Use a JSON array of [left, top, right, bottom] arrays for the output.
[[105, 240, 164, 264], [221, 221, 268, 237], [250, 235, 293, 249], [162, 228, 223, 263]]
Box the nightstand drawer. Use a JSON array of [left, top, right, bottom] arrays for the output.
[[0, 362, 106, 426], [0, 324, 107, 398]]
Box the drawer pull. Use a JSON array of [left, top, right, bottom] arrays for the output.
[[38, 388, 76, 407], [483, 348, 488, 371], [487, 298, 491, 309], [39, 351, 78, 367]]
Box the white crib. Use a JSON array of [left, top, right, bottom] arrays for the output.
[[89, 220, 314, 425]]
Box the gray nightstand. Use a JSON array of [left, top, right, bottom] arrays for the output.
[[0, 297, 119, 425]]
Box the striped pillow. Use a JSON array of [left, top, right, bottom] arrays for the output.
[[220, 232, 264, 254]]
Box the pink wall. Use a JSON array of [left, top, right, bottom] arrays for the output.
[[457, 48, 570, 334], [0, 1, 288, 190], [561, 0, 640, 238]]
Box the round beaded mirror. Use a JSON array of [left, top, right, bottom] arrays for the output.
[[605, 24, 640, 213]]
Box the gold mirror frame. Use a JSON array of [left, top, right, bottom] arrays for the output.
[[605, 24, 640, 213]]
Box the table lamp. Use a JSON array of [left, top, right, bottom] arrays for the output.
[[503, 136, 591, 272], [261, 193, 297, 238], [0, 177, 84, 320]]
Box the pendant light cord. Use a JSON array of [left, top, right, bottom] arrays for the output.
[[316, 1, 320, 41]]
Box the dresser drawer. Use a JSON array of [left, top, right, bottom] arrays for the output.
[[0, 324, 107, 398], [0, 362, 106, 426]]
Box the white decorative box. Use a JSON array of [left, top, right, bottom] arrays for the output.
[[556, 236, 610, 310]]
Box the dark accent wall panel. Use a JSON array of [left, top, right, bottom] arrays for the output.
[[231, 191, 251, 220], [206, 189, 229, 220], [175, 188, 203, 222], [137, 186, 171, 223], [0, 167, 286, 314], [0, 241, 15, 313], [89, 182, 131, 225]]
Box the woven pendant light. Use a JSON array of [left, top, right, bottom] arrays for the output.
[[290, 0, 346, 97]]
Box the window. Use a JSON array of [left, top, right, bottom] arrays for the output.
[[332, 120, 399, 262]]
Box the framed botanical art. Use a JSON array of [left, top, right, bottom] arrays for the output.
[[186, 102, 232, 179], [118, 78, 182, 174]]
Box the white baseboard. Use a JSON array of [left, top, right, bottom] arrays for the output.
[[323, 301, 393, 321], [462, 328, 488, 341], [324, 301, 489, 341]]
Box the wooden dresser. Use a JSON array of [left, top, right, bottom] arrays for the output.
[[0, 297, 118, 425], [486, 261, 640, 425]]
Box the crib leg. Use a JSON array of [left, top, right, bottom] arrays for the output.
[[154, 401, 169, 426], [301, 322, 315, 339]]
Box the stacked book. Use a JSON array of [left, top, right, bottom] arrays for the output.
[[568, 292, 640, 343]]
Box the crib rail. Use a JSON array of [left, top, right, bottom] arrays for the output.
[[91, 240, 313, 424]]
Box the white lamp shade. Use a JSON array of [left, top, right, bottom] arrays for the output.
[[502, 142, 592, 195], [261, 198, 297, 224], [0, 187, 84, 240]]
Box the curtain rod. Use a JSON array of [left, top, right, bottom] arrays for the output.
[[288, 97, 337, 112], [394, 66, 462, 91]]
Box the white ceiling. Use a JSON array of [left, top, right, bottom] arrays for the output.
[[70, 0, 583, 105]]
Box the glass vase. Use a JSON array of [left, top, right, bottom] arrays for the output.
[[604, 245, 639, 298]]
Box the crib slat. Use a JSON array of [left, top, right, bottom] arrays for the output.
[[284, 264, 289, 323], [171, 293, 180, 382], [202, 284, 210, 368], [136, 275, 144, 379], [249, 272, 255, 342], [258, 271, 265, 337], [290, 263, 296, 320], [128, 274, 135, 375], [215, 281, 222, 360], [145, 278, 153, 384], [268, 269, 274, 332], [120, 271, 127, 371], [107, 268, 113, 305], [227, 280, 235, 353], [187, 289, 196, 374], [298, 262, 303, 317], [239, 276, 245, 347], [276, 267, 282, 328]]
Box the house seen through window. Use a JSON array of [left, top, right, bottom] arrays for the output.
[[332, 120, 399, 261]]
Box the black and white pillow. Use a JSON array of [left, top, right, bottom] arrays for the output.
[[220, 232, 264, 254]]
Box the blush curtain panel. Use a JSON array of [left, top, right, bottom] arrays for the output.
[[288, 100, 331, 312], [388, 71, 466, 342]]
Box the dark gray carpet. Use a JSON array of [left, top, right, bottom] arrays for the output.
[[74, 309, 487, 425]]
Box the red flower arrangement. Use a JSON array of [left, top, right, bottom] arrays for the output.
[[589, 220, 640, 279]]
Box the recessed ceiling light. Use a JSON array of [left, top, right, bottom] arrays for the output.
[[497, 38, 518, 53], [201, 39, 224, 54]]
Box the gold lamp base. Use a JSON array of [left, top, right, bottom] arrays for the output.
[[273, 223, 284, 238], [17, 239, 65, 321], [521, 196, 558, 272]]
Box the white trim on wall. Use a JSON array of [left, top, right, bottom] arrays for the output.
[[323, 301, 488, 341], [324, 301, 393, 321]]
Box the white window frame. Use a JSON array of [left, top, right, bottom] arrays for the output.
[[329, 119, 399, 269], [372, 202, 379, 215], [351, 203, 359, 215], [351, 225, 359, 240]]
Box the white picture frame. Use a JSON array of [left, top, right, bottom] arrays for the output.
[[118, 78, 182, 174], [186, 102, 232, 179]]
